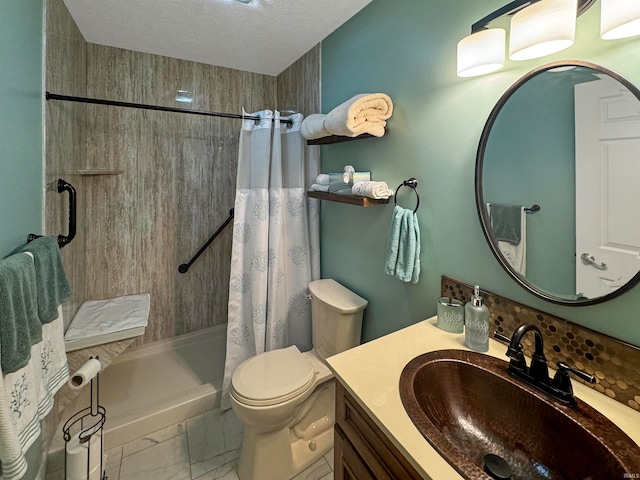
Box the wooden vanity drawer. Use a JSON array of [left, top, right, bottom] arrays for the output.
[[335, 425, 378, 480], [335, 381, 422, 479]]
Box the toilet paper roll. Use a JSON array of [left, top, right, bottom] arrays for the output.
[[65, 432, 102, 480], [68, 358, 102, 390]]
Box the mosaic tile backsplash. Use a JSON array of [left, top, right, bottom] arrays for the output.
[[442, 276, 640, 412]]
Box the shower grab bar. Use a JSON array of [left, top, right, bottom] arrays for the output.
[[28, 178, 77, 248], [179, 208, 234, 273]]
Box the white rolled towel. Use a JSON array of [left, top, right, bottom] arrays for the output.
[[301, 114, 331, 140], [315, 174, 330, 185], [311, 183, 330, 192], [324, 93, 393, 138], [352, 181, 394, 199]]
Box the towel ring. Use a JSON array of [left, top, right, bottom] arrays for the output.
[[394, 178, 419, 213]]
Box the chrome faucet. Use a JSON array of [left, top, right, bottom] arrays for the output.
[[495, 325, 596, 407]]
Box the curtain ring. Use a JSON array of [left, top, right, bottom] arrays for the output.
[[394, 178, 419, 213]]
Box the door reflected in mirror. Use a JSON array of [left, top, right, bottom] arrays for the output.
[[477, 62, 640, 305]]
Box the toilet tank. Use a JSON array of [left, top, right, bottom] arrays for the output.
[[309, 279, 368, 361]]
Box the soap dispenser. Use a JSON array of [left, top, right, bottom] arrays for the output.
[[465, 286, 489, 352]]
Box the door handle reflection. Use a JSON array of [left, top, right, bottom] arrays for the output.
[[580, 253, 607, 270]]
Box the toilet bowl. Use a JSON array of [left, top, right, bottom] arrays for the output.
[[230, 279, 367, 480]]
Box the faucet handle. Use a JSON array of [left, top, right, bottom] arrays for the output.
[[493, 332, 511, 343], [552, 362, 596, 395], [555, 362, 596, 384], [493, 332, 527, 371], [493, 332, 524, 352]]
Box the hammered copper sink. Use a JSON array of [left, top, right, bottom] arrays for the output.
[[399, 350, 640, 480]]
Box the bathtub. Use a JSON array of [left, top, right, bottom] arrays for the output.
[[49, 324, 227, 460]]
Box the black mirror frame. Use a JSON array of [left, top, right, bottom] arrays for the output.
[[475, 60, 640, 306]]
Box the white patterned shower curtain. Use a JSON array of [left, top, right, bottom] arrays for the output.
[[221, 110, 320, 410]]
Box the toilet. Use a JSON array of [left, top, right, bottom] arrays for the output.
[[230, 279, 368, 480]]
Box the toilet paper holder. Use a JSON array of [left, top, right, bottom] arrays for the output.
[[63, 357, 106, 480]]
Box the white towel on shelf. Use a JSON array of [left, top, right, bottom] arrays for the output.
[[301, 114, 330, 140], [487, 204, 527, 275], [0, 254, 69, 480], [324, 93, 393, 138], [315, 174, 330, 185], [310, 183, 330, 192], [352, 181, 394, 199]]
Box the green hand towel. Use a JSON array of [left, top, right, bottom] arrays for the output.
[[385, 206, 421, 283], [490, 204, 522, 244], [11, 236, 71, 324], [0, 254, 42, 373]]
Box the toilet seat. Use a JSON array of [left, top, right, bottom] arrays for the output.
[[231, 346, 316, 407]]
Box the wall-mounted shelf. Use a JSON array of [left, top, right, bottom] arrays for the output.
[[60, 169, 124, 176], [307, 191, 389, 207], [306, 129, 387, 146], [76, 169, 124, 176]]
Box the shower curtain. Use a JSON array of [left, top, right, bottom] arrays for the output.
[[221, 110, 320, 409]]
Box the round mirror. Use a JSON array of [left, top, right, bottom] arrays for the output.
[[476, 61, 640, 306]]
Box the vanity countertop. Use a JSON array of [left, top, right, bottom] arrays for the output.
[[326, 317, 640, 480]]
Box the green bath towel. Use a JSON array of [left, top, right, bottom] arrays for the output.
[[0, 254, 42, 373], [385, 205, 421, 283], [11, 236, 71, 324]]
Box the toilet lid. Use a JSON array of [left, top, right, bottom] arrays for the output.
[[231, 346, 315, 406]]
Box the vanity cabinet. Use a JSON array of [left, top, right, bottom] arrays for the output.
[[334, 381, 422, 480]]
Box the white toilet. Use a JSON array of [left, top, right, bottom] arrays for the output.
[[230, 279, 368, 480]]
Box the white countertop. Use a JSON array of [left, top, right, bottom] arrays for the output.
[[326, 317, 640, 480]]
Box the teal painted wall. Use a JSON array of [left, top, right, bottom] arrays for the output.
[[320, 0, 640, 346], [0, 0, 44, 257], [484, 73, 576, 296]]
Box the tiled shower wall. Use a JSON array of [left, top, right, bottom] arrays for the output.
[[45, 0, 320, 345]]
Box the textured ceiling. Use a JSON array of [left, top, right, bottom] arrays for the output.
[[62, 0, 372, 76]]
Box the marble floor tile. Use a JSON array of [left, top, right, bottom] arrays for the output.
[[324, 448, 334, 470], [186, 408, 225, 464], [122, 422, 186, 458], [193, 458, 239, 480], [190, 449, 240, 479], [291, 457, 332, 480], [222, 409, 243, 452], [119, 433, 191, 480], [105, 446, 123, 480], [53, 408, 335, 480], [186, 408, 243, 466]]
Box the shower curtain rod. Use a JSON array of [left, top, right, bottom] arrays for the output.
[[45, 92, 293, 125]]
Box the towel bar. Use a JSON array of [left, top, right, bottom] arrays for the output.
[[395, 178, 420, 213], [488, 203, 540, 213], [524, 204, 540, 213]]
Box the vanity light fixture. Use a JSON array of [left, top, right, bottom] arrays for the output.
[[457, 28, 506, 78], [458, 0, 600, 77], [509, 0, 577, 61], [601, 0, 640, 40]]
